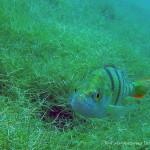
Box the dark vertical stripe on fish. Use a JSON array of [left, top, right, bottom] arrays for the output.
[[114, 68, 121, 105], [105, 68, 114, 92], [121, 73, 125, 99]]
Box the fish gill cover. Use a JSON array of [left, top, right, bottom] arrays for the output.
[[0, 0, 150, 149]]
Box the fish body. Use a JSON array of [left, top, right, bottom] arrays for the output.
[[70, 64, 149, 119]]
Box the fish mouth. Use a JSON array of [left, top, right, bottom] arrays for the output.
[[71, 97, 96, 117], [70, 93, 111, 118]]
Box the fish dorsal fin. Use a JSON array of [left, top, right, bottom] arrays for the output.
[[103, 63, 118, 69]]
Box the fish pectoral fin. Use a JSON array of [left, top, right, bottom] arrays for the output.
[[106, 105, 136, 119]]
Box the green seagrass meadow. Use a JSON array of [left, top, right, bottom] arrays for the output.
[[0, 0, 150, 149]]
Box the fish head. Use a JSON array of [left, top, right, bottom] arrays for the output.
[[70, 82, 112, 118]]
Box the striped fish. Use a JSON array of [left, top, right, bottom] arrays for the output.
[[104, 64, 135, 106], [70, 64, 150, 119]]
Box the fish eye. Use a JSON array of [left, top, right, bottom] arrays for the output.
[[74, 88, 77, 93], [96, 93, 100, 98], [93, 92, 100, 102]]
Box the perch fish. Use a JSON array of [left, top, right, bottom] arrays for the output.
[[70, 64, 150, 119]]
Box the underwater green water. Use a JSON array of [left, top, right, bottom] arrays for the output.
[[0, 0, 150, 149]]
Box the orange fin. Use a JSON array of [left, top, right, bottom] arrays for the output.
[[132, 94, 145, 99], [132, 79, 150, 99]]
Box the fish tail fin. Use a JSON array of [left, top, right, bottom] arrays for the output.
[[132, 79, 150, 98]]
